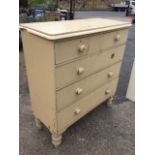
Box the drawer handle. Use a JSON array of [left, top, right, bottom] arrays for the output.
[[77, 67, 85, 75], [75, 108, 81, 115], [108, 72, 114, 78], [79, 44, 87, 53], [105, 89, 111, 95], [76, 88, 83, 95], [111, 53, 115, 59], [114, 34, 121, 41]]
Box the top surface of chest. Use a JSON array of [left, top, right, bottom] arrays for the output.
[[20, 18, 131, 40]]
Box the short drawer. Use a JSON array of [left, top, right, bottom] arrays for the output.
[[54, 29, 128, 64], [57, 78, 118, 132], [56, 45, 125, 89], [56, 62, 121, 111], [54, 34, 100, 64], [100, 28, 128, 50]]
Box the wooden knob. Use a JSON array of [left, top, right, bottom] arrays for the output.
[[108, 72, 114, 78], [77, 67, 85, 75], [114, 34, 121, 41], [79, 44, 87, 53], [111, 53, 115, 59], [75, 108, 81, 115], [105, 89, 111, 95], [76, 88, 83, 95]]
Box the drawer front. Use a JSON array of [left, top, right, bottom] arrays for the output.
[[56, 45, 125, 89], [100, 29, 128, 50], [57, 78, 118, 132], [56, 62, 121, 111], [55, 29, 128, 64], [55, 34, 100, 64]]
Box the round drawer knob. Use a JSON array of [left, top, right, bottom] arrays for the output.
[[76, 88, 83, 95], [108, 72, 114, 78], [114, 34, 121, 41], [75, 108, 81, 115], [79, 44, 87, 53], [77, 67, 85, 75], [111, 53, 115, 59], [105, 89, 111, 95]]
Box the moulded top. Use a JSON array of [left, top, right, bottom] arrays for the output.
[[20, 18, 131, 40]]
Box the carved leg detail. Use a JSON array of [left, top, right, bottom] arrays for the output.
[[107, 97, 113, 107], [51, 134, 62, 147], [35, 118, 43, 129]]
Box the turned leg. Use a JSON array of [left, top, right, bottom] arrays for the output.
[[51, 134, 62, 147], [35, 118, 43, 129], [106, 96, 113, 107]]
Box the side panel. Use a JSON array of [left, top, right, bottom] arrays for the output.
[[21, 30, 57, 133], [126, 61, 135, 102]]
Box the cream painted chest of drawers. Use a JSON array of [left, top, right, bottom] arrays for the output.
[[20, 18, 131, 147]]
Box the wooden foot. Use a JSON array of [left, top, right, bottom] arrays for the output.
[[51, 134, 62, 147], [35, 118, 43, 129], [106, 97, 113, 107]]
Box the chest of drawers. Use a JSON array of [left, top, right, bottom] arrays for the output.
[[20, 18, 131, 147]]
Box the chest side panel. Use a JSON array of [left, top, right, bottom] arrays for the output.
[[21, 30, 57, 133]]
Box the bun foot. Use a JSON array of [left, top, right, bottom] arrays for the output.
[[35, 118, 43, 130], [106, 97, 113, 107]]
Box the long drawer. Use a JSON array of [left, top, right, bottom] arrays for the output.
[[56, 45, 125, 89], [56, 62, 121, 111], [57, 78, 118, 132], [54, 29, 128, 64]]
